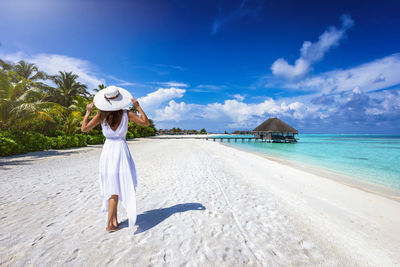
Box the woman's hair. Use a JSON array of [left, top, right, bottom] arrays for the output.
[[98, 110, 123, 129]]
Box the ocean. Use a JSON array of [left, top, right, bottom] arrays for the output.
[[215, 134, 400, 193]]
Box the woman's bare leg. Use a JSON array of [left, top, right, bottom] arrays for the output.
[[112, 195, 119, 227], [106, 195, 120, 231]]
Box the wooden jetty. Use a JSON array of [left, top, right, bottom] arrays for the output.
[[205, 136, 266, 142]]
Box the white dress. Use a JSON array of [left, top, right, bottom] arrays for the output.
[[99, 110, 137, 228]]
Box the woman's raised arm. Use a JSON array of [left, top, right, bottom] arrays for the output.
[[81, 102, 101, 132], [127, 98, 150, 126]]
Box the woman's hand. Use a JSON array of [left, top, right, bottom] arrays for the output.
[[86, 102, 94, 113], [128, 97, 149, 126], [131, 97, 140, 108]]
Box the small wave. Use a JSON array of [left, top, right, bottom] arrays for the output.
[[346, 157, 369, 160]]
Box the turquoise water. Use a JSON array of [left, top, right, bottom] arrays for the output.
[[217, 134, 400, 192]]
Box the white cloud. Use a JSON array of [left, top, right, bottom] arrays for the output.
[[142, 84, 400, 132], [154, 100, 194, 122], [233, 94, 244, 101], [191, 84, 226, 92], [288, 53, 400, 94], [203, 97, 314, 128], [0, 51, 104, 89], [155, 64, 185, 71], [271, 58, 310, 80], [138, 87, 186, 110], [205, 98, 277, 121], [285, 102, 310, 119], [149, 81, 189, 88], [366, 90, 400, 116], [106, 75, 142, 87], [117, 81, 137, 86], [141, 86, 313, 128], [271, 14, 354, 79]]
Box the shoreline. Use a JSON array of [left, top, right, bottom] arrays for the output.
[[220, 141, 400, 202], [3, 134, 398, 201]]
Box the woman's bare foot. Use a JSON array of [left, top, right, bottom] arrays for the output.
[[106, 225, 120, 232], [112, 217, 119, 227]]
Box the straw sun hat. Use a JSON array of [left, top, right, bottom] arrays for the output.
[[93, 85, 132, 111]]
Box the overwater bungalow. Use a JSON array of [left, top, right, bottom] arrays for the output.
[[252, 117, 298, 143]]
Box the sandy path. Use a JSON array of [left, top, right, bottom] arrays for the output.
[[0, 139, 399, 266]]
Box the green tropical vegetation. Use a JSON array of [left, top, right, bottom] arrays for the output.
[[0, 59, 156, 156]]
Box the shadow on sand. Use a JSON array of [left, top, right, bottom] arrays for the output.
[[1, 139, 143, 169], [119, 202, 206, 234], [0, 145, 103, 169]]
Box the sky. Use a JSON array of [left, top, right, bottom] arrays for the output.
[[1, 0, 400, 133]]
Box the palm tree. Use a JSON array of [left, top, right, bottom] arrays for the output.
[[12, 61, 46, 82], [66, 95, 96, 135], [0, 59, 49, 94], [93, 83, 106, 93], [63, 110, 82, 135], [69, 95, 92, 115], [148, 119, 155, 129], [0, 71, 65, 130], [45, 71, 89, 107], [0, 59, 13, 71]]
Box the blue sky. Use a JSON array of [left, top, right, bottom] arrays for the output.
[[1, 0, 400, 133]]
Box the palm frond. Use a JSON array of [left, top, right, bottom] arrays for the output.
[[36, 110, 55, 122], [0, 72, 12, 98], [17, 88, 43, 102], [9, 82, 26, 101], [0, 59, 13, 70], [30, 71, 47, 81]]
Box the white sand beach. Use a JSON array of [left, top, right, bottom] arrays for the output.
[[1, 138, 399, 266]]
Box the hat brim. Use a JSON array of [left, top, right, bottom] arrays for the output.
[[94, 87, 132, 111]]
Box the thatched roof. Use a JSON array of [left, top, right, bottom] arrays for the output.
[[252, 117, 298, 133]]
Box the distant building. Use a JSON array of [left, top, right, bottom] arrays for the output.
[[232, 130, 252, 134], [252, 117, 298, 143], [156, 129, 201, 135]]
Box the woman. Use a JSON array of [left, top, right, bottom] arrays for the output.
[[81, 85, 150, 232]]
